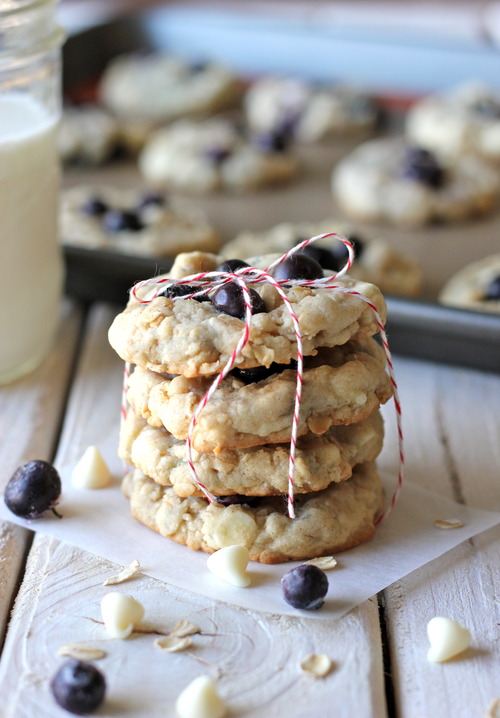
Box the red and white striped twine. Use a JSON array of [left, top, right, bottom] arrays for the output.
[[122, 232, 404, 523]]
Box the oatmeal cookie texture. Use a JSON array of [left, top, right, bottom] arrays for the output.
[[125, 339, 392, 452], [121, 462, 384, 564], [119, 409, 384, 496]]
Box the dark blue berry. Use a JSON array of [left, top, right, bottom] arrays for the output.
[[103, 210, 144, 233], [484, 275, 500, 300], [159, 284, 210, 302], [281, 564, 329, 610], [51, 660, 106, 715], [81, 197, 108, 217], [272, 253, 323, 282], [472, 98, 500, 118], [212, 281, 266, 319], [252, 127, 291, 153], [216, 495, 261, 507], [4, 460, 61, 519], [216, 259, 250, 273], [204, 146, 232, 164], [137, 191, 166, 210], [189, 60, 208, 74], [231, 360, 296, 384], [402, 147, 445, 189]]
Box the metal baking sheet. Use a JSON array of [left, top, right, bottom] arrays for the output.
[[61, 6, 500, 373]]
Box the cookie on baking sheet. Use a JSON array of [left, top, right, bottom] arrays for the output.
[[221, 219, 423, 297], [108, 251, 387, 377], [332, 137, 500, 226], [407, 82, 500, 163], [99, 52, 243, 124], [119, 408, 384, 496], [138, 118, 299, 194], [244, 76, 380, 143], [59, 105, 121, 165], [60, 185, 220, 257], [121, 462, 384, 564], [438, 254, 500, 313], [125, 338, 392, 453]]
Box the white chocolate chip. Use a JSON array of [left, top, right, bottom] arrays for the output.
[[172, 619, 201, 638], [207, 545, 251, 588], [211, 511, 257, 548], [299, 653, 334, 678], [103, 559, 141, 586], [175, 675, 227, 718], [304, 556, 338, 571], [426, 616, 470, 663], [434, 518, 464, 530], [154, 635, 192, 653], [100, 592, 145, 639], [72, 446, 111, 489]]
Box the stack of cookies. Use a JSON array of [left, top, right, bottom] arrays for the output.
[[108, 249, 393, 564]]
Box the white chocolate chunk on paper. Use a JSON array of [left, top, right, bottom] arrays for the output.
[[72, 446, 111, 489], [172, 619, 201, 638], [434, 518, 464, 530], [176, 675, 227, 718], [426, 616, 471, 662], [300, 653, 334, 678], [57, 643, 107, 661], [103, 559, 141, 586], [100, 592, 144, 639], [154, 635, 192, 653], [303, 556, 338, 571], [207, 545, 251, 588]]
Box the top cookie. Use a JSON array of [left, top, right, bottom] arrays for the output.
[[99, 52, 243, 124], [108, 251, 387, 377], [407, 82, 500, 163], [244, 76, 379, 142]]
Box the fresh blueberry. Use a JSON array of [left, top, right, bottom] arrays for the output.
[[252, 127, 291, 153], [137, 191, 166, 210], [301, 234, 365, 272], [484, 275, 500, 300], [51, 660, 106, 715], [401, 147, 445, 189], [81, 197, 108, 217], [272, 253, 324, 282], [204, 146, 232, 164], [102, 209, 144, 233], [231, 360, 296, 384], [216, 494, 261, 507], [4, 460, 61, 519], [281, 564, 329, 610], [158, 284, 210, 302], [216, 259, 250, 273], [212, 281, 266, 319]]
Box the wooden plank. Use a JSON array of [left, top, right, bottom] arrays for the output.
[[0, 304, 387, 718], [380, 358, 500, 718], [0, 301, 83, 647]]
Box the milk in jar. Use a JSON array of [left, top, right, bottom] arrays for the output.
[[0, 93, 63, 384]]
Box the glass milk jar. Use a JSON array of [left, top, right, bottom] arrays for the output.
[[0, 0, 64, 384]]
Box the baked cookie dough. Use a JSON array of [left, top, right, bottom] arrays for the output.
[[60, 185, 220, 257], [245, 76, 379, 142], [99, 52, 243, 124], [119, 409, 384, 496], [332, 137, 500, 226], [138, 118, 299, 194], [108, 254, 387, 376], [438, 254, 500, 313], [221, 219, 423, 297], [59, 105, 121, 165], [122, 461, 384, 563], [125, 339, 392, 452], [407, 82, 500, 163]]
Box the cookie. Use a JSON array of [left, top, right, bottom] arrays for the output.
[[221, 219, 423, 297], [245, 76, 379, 142], [99, 52, 243, 124], [407, 82, 500, 163], [125, 338, 392, 452], [59, 105, 121, 165], [60, 185, 220, 257], [332, 137, 500, 226], [119, 408, 384, 496], [138, 118, 299, 194], [108, 252, 387, 377], [122, 461, 384, 563], [438, 254, 500, 313]]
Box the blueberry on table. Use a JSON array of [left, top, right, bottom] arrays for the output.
[[51, 660, 106, 715], [81, 197, 108, 217], [159, 283, 210, 302], [212, 281, 266, 319], [4, 460, 61, 519], [272, 253, 324, 281], [216, 259, 250, 273], [102, 209, 144, 233], [484, 275, 500, 300], [401, 147, 445, 189], [281, 564, 329, 610]]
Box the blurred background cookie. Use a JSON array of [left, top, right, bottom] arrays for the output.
[[439, 254, 500, 312], [59, 105, 121, 165]]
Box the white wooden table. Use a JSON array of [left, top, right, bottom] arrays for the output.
[[0, 299, 498, 717]]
